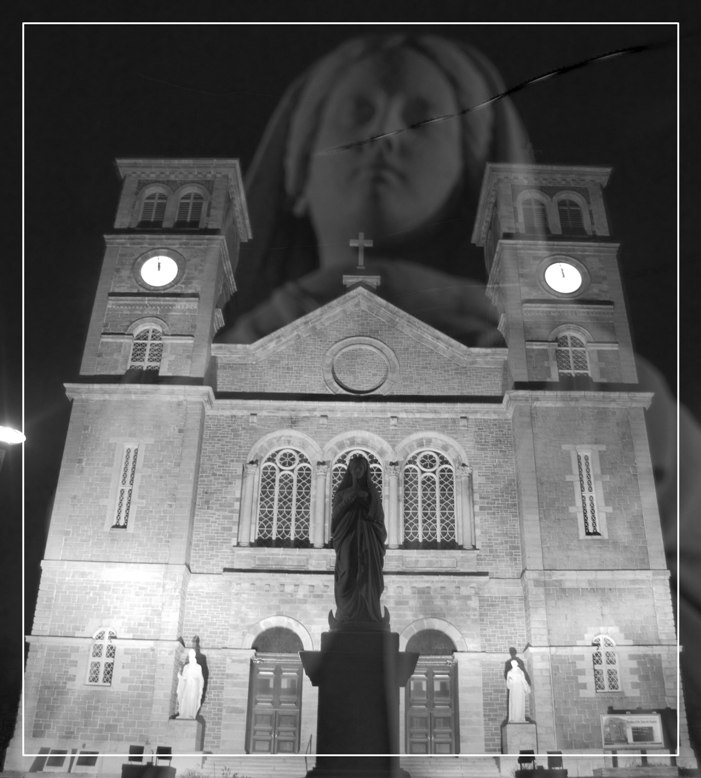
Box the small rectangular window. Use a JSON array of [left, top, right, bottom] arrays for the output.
[[564, 445, 609, 539], [577, 451, 600, 536]]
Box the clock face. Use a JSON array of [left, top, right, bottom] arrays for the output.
[[139, 255, 179, 288], [543, 261, 583, 294]]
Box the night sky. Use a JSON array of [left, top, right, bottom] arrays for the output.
[[4, 17, 698, 750]]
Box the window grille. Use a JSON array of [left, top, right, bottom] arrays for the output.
[[257, 448, 312, 543], [175, 192, 204, 227], [113, 446, 138, 529], [129, 328, 163, 372], [139, 193, 167, 226], [592, 635, 620, 692], [331, 449, 383, 500], [558, 199, 587, 235], [403, 450, 456, 545], [521, 197, 549, 234], [87, 629, 116, 685], [577, 451, 600, 536], [556, 333, 590, 377]]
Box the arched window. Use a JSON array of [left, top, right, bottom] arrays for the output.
[[557, 198, 587, 235], [521, 197, 549, 234], [402, 451, 456, 548], [555, 333, 590, 378], [128, 327, 163, 372], [175, 192, 205, 228], [252, 628, 304, 654], [406, 630, 458, 754], [87, 629, 116, 685], [256, 448, 312, 546], [331, 449, 383, 501], [248, 628, 303, 754], [592, 635, 620, 692], [138, 192, 168, 227]]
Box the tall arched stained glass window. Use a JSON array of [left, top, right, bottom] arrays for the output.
[[331, 449, 383, 501], [128, 327, 163, 372], [256, 449, 312, 546], [403, 451, 456, 548], [87, 629, 117, 686], [556, 333, 590, 378], [592, 635, 620, 692]]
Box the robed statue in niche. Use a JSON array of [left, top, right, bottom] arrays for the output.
[[177, 649, 205, 719], [329, 454, 389, 629]]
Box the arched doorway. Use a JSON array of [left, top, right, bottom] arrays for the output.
[[405, 630, 459, 754], [246, 628, 304, 754]]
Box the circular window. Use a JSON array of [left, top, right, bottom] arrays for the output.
[[324, 337, 399, 395]]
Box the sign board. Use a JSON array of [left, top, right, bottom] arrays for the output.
[[601, 713, 664, 749]]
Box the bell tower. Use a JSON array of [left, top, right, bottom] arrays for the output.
[[472, 163, 637, 386], [80, 158, 251, 381]]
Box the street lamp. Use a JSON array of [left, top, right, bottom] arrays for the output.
[[0, 425, 25, 471]]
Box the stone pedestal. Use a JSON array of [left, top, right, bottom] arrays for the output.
[[160, 716, 204, 752], [301, 630, 418, 778], [502, 721, 538, 754]]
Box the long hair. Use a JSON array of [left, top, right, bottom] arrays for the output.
[[230, 33, 533, 320]]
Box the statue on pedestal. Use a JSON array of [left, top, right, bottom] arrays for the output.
[[506, 659, 531, 723], [177, 648, 204, 719], [329, 454, 388, 628]]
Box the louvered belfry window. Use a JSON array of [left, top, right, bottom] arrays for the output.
[[403, 451, 456, 545], [113, 446, 139, 529], [139, 192, 167, 226], [558, 198, 587, 235], [522, 197, 549, 233], [175, 192, 204, 227], [592, 635, 620, 692], [87, 629, 117, 685], [556, 333, 590, 377], [129, 328, 163, 372], [257, 449, 313, 543]]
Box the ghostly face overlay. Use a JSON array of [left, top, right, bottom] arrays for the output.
[[304, 47, 463, 265], [349, 456, 368, 481]]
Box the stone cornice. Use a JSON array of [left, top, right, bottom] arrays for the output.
[[64, 383, 215, 406], [505, 389, 653, 410], [472, 162, 612, 246]]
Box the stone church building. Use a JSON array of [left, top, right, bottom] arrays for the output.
[[7, 159, 692, 777]]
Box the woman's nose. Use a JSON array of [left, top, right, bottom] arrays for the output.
[[372, 98, 405, 149]]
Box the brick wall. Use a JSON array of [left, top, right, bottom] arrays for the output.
[[532, 404, 651, 570]]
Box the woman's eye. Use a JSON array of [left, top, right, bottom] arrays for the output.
[[342, 97, 375, 127], [403, 97, 432, 127]]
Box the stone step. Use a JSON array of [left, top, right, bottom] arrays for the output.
[[196, 754, 506, 778], [400, 755, 503, 777]]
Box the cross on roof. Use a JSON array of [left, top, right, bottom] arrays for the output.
[[349, 232, 373, 270]]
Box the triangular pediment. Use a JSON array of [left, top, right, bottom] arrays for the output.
[[212, 286, 506, 397]]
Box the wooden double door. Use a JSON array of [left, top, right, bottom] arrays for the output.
[[406, 660, 458, 754], [247, 656, 303, 754]]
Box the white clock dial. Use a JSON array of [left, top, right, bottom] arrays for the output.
[[139, 255, 179, 288], [544, 261, 583, 294]]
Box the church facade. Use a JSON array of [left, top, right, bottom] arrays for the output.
[[8, 159, 692, 777]]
